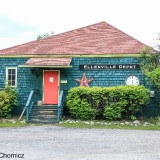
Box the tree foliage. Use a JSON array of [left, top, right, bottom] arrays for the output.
[[139, 47, 160, 89], [37, 31, 54, 40]]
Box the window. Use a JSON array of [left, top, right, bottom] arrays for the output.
[[6, 67, 17, 87]]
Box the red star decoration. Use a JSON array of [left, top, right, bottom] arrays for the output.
[[75, 72, 93, 87]]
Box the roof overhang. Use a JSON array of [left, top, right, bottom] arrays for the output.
[[2, 54, 142, 58], [18, 58, 72, 68]]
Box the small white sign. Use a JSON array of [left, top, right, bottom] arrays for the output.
[[49, 77, 54, 82]]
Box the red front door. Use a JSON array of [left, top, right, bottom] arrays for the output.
[[43, 71, 59, 104]]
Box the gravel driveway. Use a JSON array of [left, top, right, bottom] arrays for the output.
[[0, 125, 160, 160]]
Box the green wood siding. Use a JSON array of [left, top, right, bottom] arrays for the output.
[[66, 57, 143, 88], [0, 58, 42, 114], [0, 57, 159, 116]]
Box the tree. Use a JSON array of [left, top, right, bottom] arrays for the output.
[[139, 47, 160, 89], [153, 34, 160, 51], [37, 31, 54, 40]]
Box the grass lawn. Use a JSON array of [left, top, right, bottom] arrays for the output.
[[0, 116, 28, 128], [1, 116, 160, 130]]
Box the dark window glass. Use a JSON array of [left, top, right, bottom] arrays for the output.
[[8, 75, 11, 80], [12, 70, 15, 75], [12, 75, 15, 80], [8, 69, 11, 74]]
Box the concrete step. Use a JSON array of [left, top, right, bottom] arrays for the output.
[[28, 104, 58, 123], [29, 115, 57, 119], [32, 105, 58, 110], [29, 110, 57, 116], [31, 108, 57, 112]]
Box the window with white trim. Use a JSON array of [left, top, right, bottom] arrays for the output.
[[6, 67, 17, 87]]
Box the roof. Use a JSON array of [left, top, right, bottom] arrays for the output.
[[19, 58, 72, 67], [0, 21, 147, 56]]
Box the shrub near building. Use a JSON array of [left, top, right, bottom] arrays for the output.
[[0, 87, 18, 118], [66, 86, 150, 120]]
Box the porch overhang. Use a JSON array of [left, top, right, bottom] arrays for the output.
[[18, 58, 72, 68]]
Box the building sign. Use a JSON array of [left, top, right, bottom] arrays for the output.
[[79, 64, 140, 70]]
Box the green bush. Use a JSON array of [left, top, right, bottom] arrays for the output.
[[0, 87, 18, 118], [66, 87, 97, 120], [66, 86, 150, 120], [103, 104, 124, 120]]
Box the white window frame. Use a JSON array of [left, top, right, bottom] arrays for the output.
[[6, 67, 17, 87]]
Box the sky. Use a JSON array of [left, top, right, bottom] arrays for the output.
[[0, 0, 160, 49]]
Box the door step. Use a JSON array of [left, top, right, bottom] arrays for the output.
[[28, 105, 58, 123]]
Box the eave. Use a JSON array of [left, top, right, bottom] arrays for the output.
[[0, 54, 141, 58], [18, 65, 72, 68]]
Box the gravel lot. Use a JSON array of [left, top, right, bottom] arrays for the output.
[[0, 125, 160, 160]]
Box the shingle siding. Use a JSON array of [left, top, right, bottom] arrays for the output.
[[0, 58, 42, 113], [0, 57, 159, 116], [66, 57, 143, 88]]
